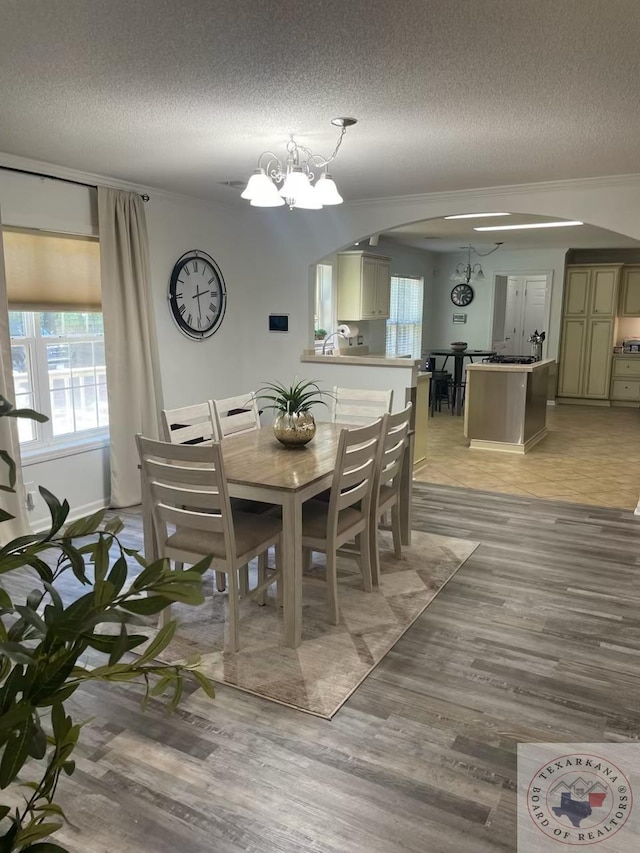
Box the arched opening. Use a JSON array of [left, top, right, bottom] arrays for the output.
[[307, 210, 640, 512]]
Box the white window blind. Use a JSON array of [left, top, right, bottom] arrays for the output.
[[386, 275, 424, 359]]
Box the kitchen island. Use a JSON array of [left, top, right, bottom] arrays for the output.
[[464, 358, 554, 453]]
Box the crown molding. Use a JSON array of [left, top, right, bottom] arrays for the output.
[[2, 150, 639, 217], [344, 173, 640, 209]]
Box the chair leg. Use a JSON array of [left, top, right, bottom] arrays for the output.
[[326, 549, 339, 625], [226, 567, 240, 653], [357, 532, 373, 593], [215, 571, 226, 593], [239, 564, 249, 598], [257, 551, 267, 606], [274, 542, 283, 607], [369, 513, 381, 587], [391, 503, 402, 559], [302, 547, 312, 572]]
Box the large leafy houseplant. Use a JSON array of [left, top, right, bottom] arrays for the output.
[[0, 397, 214, 852]]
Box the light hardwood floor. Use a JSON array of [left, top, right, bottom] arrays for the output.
[[415, 404, 640, 509], [46, 485, 640, 853]]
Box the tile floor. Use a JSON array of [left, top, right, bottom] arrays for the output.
[[414, 403, 640, 510]]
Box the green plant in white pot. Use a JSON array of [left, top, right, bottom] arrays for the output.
[[255, 380, 329, 447]]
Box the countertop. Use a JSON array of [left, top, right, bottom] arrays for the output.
[[301, 352, 421, 368], [466, 358, 555, 374]]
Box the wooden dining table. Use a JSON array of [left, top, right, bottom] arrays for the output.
[[141, 421, 413, 649]]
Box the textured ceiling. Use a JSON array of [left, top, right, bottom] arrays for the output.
[[383, 215, 640, 252], [1, 0, 640, 202]]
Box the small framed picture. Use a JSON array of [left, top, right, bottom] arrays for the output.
[[452, 313, 467, 324], [268, 314, 289, 332]]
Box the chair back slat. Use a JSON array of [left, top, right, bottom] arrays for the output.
[[326, 420, 382, 532], [137, 435, 235, 562], [153, 482, 223, 511], [332, 387, 393, 425], [212, 393, 261, 438], [373, 403, 412, 507], [156, 504, 224, 534], [161, 402, 218, 444]]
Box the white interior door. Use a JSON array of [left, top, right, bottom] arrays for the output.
[[521, 276, 548, 350], [492, 273, 549, 356]]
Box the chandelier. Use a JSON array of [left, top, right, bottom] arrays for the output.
[[241, 118, 357, 210], [450, 243, 503, 284]]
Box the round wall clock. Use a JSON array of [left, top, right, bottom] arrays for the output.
[[450, 283, 474, 307], [168, 250, 227, 340]]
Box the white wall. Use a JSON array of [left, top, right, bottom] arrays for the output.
[[4, 159, 640, 521], [426, 248, 568, 359]]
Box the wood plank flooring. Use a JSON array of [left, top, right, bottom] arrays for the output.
[[45, 485, 640, 852]]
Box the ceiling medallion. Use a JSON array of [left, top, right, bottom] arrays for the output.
[[241, 118, 357, 211]]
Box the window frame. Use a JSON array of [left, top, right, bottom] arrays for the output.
[[10, 310, 109, 459], [385, 274, 424, 360]]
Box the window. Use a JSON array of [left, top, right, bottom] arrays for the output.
[[3, 228, 106, 452], [386, 275, 424, 359], [10, 311, 108, 448], [314, 263, 334, 351]]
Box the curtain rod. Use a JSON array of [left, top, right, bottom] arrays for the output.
[[0, 164, 150, 202]]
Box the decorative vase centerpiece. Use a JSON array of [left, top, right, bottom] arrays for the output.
[[450, 341, 468, 352], [255, 379, 329, 447]]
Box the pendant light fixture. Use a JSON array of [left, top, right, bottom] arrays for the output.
[[241, 118, 356, 210], [450, 243, 503, 284]]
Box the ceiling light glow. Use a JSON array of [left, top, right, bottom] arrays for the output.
[[474, 221, 584, 232], [444, 212, 511, 219]]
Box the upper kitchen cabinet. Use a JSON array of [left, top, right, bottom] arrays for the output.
[[619, 266, 640, 316], [337, 251, 391, 321], [589, 267, 619, 316], [563, 268, 590, 316]]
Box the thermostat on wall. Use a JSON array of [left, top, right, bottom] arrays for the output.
[[452, 313, 467, 324], [269, 314, 289, 332]]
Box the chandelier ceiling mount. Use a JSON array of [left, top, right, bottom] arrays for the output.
[[450, 242, 503, 284]]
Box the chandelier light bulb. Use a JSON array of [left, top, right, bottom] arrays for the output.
[[315, 173, 343, 205], [240, 169, 271, 200], [249, 179, 285, 207], [292, 182, 323, 210], [279, 167, 310, 199]]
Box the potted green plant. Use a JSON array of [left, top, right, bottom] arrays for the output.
[[0, 397, 215, 852], [255, 380, 329, 447], [314, 328, 327, 341]]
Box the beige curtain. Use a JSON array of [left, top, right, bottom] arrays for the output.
[[0, 207, 30, 541], [98, 188, 162, 508]]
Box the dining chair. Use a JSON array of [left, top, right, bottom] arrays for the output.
[[369, 403, 412, 586], [212, 393, 261, 438], [136, 435, 282, 653], [331, 386, 393, 425], [160, 402, 219, 444], [300, 419, 383, 625]]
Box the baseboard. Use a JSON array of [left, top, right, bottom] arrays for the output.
[[556, 397, 611, 407], [610, 400, 640, 408], [29, 498, 110, 534], [469, 428, 547, 455]]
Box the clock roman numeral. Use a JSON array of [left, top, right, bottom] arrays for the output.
[[176, 292, 183, 298], [185, 268, 191, 276], [208, 277, 214, 285], [178, 304, 186, 315], [187, 313, 192, 326], [209, 302, 216, 313], [193, 261, 198, 273]]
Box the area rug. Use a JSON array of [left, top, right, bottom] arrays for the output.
[[161, 530, 478, 718]]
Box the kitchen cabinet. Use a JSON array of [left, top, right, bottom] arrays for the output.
[[337, 251, 391, 321], [610, 356, 640, 406], [557, 265, 621, 401], [619, 266, 640, 316]]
